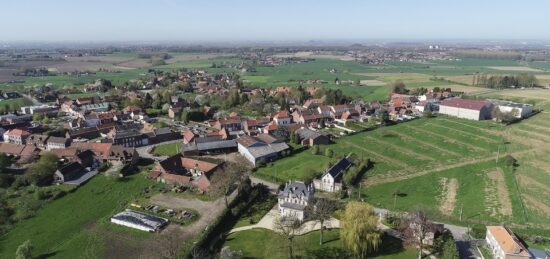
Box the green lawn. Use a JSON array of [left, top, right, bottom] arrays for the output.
[[0, 174, 153, 258], [254, 148, 333, 184], [223, 229, 417, 259], [233, 195, 277, 228], [0, 97, 33, 113], [151, 142, 182, 156]]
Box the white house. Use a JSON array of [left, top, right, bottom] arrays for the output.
[[278, 181, 314, 221], [313, 156, 353, 192], [273, 110, 292, 125], [486, 225, 532, 259]]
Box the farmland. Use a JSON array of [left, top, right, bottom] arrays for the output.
[[254, 113, 550, 232], [3, 52, 550, 102]]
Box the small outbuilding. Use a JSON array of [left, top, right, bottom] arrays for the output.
[[110, 210, 168, 232]]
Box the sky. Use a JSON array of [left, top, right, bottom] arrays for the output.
[[1, 0, 549, 42]]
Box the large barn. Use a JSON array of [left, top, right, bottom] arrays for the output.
[[439, 98, 493, 121]]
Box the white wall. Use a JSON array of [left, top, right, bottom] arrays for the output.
[[439, 105, 482, 120]]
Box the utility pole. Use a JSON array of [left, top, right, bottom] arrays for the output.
[[393, 193, 397, 210], [358, 182, 361, 200], [459, 204, 464, 221], [496, 145, 500, 164]]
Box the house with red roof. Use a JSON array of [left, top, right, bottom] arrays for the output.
[[148, 154, 220, 191], [439, 98, 493, 121], [3, 128, 31, 145], [273, 110, 292, 126]]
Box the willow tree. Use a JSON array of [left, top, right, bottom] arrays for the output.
[[340, 201, 381, 258]]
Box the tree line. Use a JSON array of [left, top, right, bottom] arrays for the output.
[[472, 74, 538, 89]]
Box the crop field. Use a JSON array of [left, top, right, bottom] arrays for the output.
[[255, 114, 550, 231], [4, 54, 550, 102]]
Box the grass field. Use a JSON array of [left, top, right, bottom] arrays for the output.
[[0, 97, 33, 112], [0, 174, 154, 258], [254, 148, 333, 183], [151, 142, 182, 156], [223, 229, 416, 259]]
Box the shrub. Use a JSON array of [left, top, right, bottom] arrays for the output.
[[470, 225, 486, 239], [256, 159, 267, 168], [34, 189, 50, 200], [325, 148, 334, 158], [311, 145, 320, 155], [98, 162, 112, 172]]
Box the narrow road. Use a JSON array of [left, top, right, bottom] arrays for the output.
[[373, 207, 481, 258]]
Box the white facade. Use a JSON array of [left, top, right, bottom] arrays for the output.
[[278, 182, 313, 221], [274, 117, 291, 125], [439, 105, 486, 120], [497, 104, 533, 118], [313, 174, 342, 193], [486, 226, 533, 259]]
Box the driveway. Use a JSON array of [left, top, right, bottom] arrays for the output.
[[229, 205, 340, 235]]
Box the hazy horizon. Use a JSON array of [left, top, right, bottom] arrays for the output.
[[1, 0, 550, 42]]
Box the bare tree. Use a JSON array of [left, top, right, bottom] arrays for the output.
[[219, 246, 242, 259], [209, 162, 246, 208], [402, 208, 431, 259], [306, 198, 337, 245], [191, 246, 211, 259], [274, 216, 303, 259]]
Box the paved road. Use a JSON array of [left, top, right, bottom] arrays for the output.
[[373, 207, 481, 258]]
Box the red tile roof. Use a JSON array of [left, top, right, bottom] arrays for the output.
[[181, 157, 218, 173], [161, 173, 191, 185], [4, 128, 30, 138], [192, 174, 211, 192], [183, 130, 195, 142]]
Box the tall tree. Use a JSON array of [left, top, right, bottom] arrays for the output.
[[340, 202, 381, 258], [306, 198, 337, 244], [390, 80, 407, 94], [402, 208, 431, 259], [274, 216, 303, 259]]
